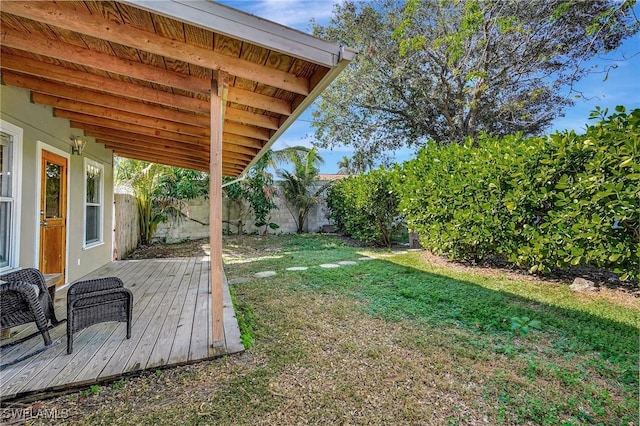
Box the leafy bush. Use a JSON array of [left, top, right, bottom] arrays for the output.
[[326, 168, 403, 247], [396, 107, 639, 280]]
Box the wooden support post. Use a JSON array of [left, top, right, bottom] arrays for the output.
[[210, 71, 228, 346]]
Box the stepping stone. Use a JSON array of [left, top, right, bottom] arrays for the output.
[[286, 266, 308, 271], [358, 257, 374, 261], [319, 263, 340, 268], [391, 250, 408, 255], [337, 261, 357, 266], [228, 277, 252, 284], [253, 271, 277, 278]]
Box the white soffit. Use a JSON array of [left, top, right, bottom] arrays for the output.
[[121, 0, 356, 67]]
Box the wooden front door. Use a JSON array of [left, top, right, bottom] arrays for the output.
[[39, 150, 67, 287]]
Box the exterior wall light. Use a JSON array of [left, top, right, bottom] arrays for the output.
[[71, 136, 87, 155]]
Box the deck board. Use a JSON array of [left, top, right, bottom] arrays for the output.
[[168, 260, 201, 364], [0, 258, 244, 401], [189, 260, 210, 361], [147, 258, 195, 369]]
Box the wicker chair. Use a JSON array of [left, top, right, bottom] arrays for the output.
[[0, 268, 61, 346], [66, 277, 132, 354]]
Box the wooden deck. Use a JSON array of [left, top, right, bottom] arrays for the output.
[[0, 258, 244, 402]]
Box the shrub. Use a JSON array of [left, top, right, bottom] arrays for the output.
[[396, 107, 639, 280], [326, 168, 403, 247]]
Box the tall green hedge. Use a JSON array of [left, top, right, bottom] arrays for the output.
[[396, 107, 639, 280], [326, 169, 402, 247]]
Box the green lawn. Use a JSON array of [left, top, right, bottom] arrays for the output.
[[37, 234, 638, 425], [226, 234, 638, 425]]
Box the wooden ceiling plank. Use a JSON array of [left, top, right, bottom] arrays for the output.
[[115, 3, 156, 31], [83, 1, 125, 24], [2, 1, 310, 95], [0, 31, 292, 114], [1, 27, 208, 94], [64, 114, 207, 146], [227, 87, 291, 115], [222, 142, 258, 156], [78, 34, 117, 56], [80, 126, 209, 153], [0, 53, 211, 114], [225, 107, 279, 130], [225, 161, 248, 170], [94, 138, 249, 170], [107, 145, 215, 169], [185, 24, 214, 80], [152, 13, 185, 41], [101, 141, 209, 165], [112, 149, 209, 172], [87, 132, 209, 157], [42, 98, 210, 138], [222, 132, 264, 149], [5, 72, 209, 127], [0, 13, 29, 32], [136, 50, 166, 69], [224, 121, 270, 141], [221, 150, 253, 162], [48, 26, 88, 48]]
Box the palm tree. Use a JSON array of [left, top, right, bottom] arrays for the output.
[[335, 152, 374, 175], [115, 158, 173, 245], [275, 146, 330, 233], [337, 155, 351, 174]]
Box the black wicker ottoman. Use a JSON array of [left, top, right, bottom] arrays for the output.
[[66, 277, 133, 354]]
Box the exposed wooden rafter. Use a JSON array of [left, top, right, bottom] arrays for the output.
[[1, 27, 209, 93], [0, 53, 211, 114], [1, 1, 310, 95], [0, 0, 351, 178]]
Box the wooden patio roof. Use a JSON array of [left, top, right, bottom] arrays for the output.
[[0, 0, 355, 176]]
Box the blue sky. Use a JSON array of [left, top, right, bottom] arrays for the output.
[[221, 0, 640, 173]]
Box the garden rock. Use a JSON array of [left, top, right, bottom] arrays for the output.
[[570, 278, 597, 292]]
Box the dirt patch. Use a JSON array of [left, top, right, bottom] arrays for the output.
[[418, 250, 639, 298], [124, 238, 210, 259]]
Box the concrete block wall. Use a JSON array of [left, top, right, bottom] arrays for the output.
[[155, 196, 210, 243], [154, 182, 334, 242]]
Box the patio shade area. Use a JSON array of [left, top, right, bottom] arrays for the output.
[[0, 257, 243, 402], [0, 0, 355, 175]]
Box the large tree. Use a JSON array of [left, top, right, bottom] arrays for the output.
[[312, 0, 638, 159]]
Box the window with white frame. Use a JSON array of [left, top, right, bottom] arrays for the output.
[[0, 123, 21, 271], [84, 159, 103, 247]]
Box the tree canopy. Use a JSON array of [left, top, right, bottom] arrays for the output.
[[312, 0, 639, 160]]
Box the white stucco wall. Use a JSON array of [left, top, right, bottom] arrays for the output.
[[0, 83, 115, 284]]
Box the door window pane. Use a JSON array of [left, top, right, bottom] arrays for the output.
[[45, 162, 62, 218]]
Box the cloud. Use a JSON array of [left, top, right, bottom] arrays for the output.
[[231, 0, 340, 31]]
